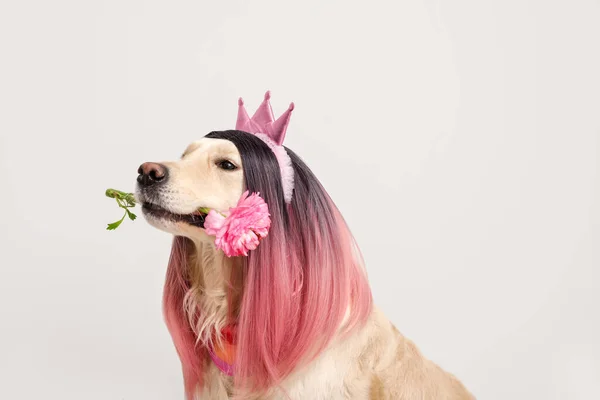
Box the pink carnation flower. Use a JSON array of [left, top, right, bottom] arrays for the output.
[[204, 191, 271, 257]]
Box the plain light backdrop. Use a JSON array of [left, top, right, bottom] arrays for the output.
[[0, 0, 598, 399]]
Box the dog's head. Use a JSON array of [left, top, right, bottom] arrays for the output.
[[135, 132, 246, 241], [137, 129, 373, 398]]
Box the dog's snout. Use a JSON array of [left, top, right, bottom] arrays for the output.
[[137, 162, 167, 187]]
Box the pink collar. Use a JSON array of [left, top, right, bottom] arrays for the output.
[[209, 347, 234, 376], [209, 325, 236, 376]]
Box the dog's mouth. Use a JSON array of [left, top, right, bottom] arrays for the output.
[[142, 202, 207, 228]]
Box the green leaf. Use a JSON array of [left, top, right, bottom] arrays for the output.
[[125, 208, 137, 221], [105, 188, 138, 230], [107, 213, 126, 230]]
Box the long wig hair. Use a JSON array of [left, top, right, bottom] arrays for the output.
[[163, 130, 373, 398]]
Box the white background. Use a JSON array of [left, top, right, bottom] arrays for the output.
[[1, 1, 598, 399]]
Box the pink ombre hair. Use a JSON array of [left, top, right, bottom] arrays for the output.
[[163, 236, 206, 397], [163, 130, 373, 399]]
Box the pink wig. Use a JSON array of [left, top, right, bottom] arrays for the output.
[[163, 130, 373, 398], [163, 236, 206, 397]]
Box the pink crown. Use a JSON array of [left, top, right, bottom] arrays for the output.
[[234, 90, 296, 203], [236, 91, 294, 146]]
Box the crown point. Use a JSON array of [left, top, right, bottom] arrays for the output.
[[264, 91, 271, 100], [238, 98, 244, 106], [288, 102, 295, 111]]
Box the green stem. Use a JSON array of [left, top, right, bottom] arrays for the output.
[[106, 188, 137, 206], [105, 188, 218, 230]]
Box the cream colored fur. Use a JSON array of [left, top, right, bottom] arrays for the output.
[[139, 138, 475, 399]]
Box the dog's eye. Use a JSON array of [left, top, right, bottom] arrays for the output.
[[217, 160, 237, 171]]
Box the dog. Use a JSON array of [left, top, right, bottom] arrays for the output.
[[135, 93, 474, 399]]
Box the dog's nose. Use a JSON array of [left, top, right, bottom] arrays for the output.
[[137, 162, 167, 187]]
